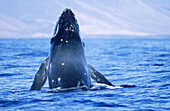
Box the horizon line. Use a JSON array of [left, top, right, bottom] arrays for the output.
[[0, 34, 170, 39]]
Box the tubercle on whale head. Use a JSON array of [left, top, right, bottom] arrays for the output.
[[51, 8, 80, 45]]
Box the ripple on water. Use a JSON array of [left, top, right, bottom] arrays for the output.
[[151, 70, 170, 73], [157, 54, 170, 57], [0, 100, 20, 107], [15, 51, 48, 57], [73, 99, 127, 108], [152, 63, 164, 66], [0, 73, 18, 77]]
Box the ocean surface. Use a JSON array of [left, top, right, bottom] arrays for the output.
[[0, 38, 170, 111]]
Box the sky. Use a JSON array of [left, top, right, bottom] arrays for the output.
[[0, 0, 170, 38]]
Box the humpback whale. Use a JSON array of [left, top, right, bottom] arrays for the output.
[[30, 9, 113, 90]]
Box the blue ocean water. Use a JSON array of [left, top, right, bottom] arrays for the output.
[[0, 38, 170, 110]]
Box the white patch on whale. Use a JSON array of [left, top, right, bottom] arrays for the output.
[[50, 63, 52, 68], [58, 78, 61, 84], [58, 78, 61, 81], [66, 26, 69, 31]]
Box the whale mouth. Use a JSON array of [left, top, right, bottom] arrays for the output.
[[53, 8, 79, 36]]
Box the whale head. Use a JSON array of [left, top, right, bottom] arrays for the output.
[[51, 8, 81, 45]]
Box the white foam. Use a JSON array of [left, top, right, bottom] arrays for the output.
[[91, 83, 122, 90], [56, 87, 61, 89]]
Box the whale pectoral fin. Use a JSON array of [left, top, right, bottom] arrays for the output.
[[30, 58, 49, 90], [87, 64, 113, 86]]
